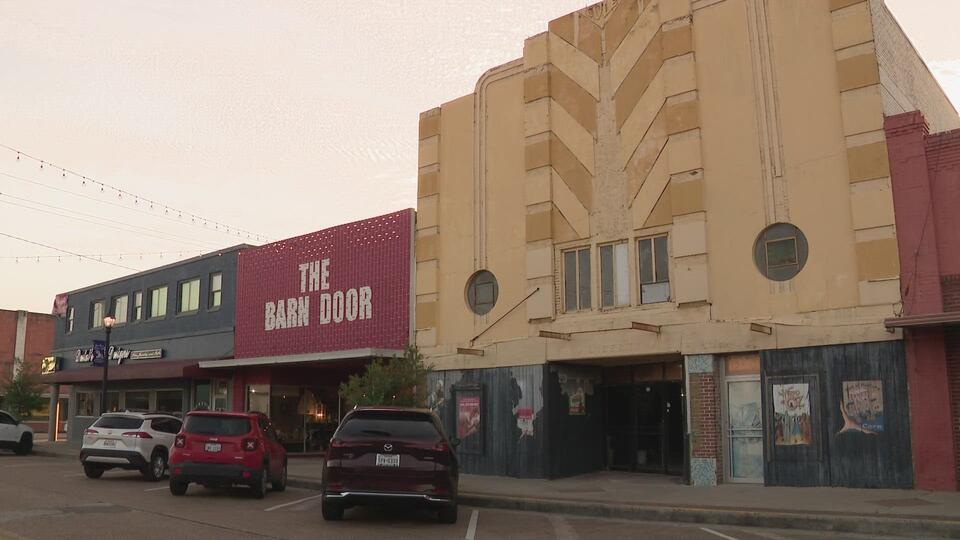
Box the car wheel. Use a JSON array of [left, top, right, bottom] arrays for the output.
[[83, 464, 104, 479], [143, 451, 166, 481], [271, 461, 287, 492], [14, 433, 32, 456], [321, 499, 343, 521], [438, 502, 458, 524], [251, 467, 268, 499], [169, 480, 188, 496]]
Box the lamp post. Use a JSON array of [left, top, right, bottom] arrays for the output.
[[99, 316, 116, 414]]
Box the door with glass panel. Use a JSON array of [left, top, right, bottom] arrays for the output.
[[724, 377, 764, 483]]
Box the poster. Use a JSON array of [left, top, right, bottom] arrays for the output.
[[457, 395, 481, 439], [838, 380, 884, 435], [516, 407, 534, 438], [568, 388, 585, 415], [773, 383, 812, 446]]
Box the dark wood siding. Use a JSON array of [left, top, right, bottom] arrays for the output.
[[761, 341, 913, 488], [546, 364, 605, 478]]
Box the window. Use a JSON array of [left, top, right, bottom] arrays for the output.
[[124, 391, 150, 411], [178, 278, 200, 313], [149, 286, 168, 319], [563, 247, 592, 312], [66, 307, 75, 334], [465, 270, 498, 315], [638, 235, 670, 304], [600, 242, 630, 308], [90, 300, 105, 328], [76, 392, 95, 416], [185, 415, 251, 436], [151, 418, 182, 434], [157, 390, 183, 414], [209, 272, 222, 309], [112, 295, 128, 324], [0, 412, 15, 425], [133, 291, 143, 321], [93, 416, 144, 430], [753, 223, 809, 281]]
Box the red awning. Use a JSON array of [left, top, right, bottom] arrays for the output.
[[884, 312, 960, 329], [40, 360, 199, 384]]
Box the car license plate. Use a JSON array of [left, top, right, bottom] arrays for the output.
[[102, 439, 116, 448], [376, 453, 400, 467], [205, 443, 221, 453]]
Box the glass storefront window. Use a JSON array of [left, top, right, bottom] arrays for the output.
[[157, 390, 183, 414], [77, 392, 96, 416], [125, 391, 150, 411], [247, 385, 269, 414], [194, 381, 211, 410], [107, 392, 120, 413], [213, 380, 229, 411]]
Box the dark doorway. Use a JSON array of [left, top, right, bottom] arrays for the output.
[[604, 380, 684, 475]]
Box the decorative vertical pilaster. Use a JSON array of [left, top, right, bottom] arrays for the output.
[[686, 354, 721, 486], [416, 108, 441, 348]]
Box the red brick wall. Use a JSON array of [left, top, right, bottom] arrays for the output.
[[690, 370, 722, 483], [946, 328, 960, 490], [23, 312, 55, 376], [0, 311, 16, 378], [943, 276, 960, 313]]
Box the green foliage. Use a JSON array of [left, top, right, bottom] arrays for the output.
[[0, 368, 45, 420], [339, 346, 432, 408]]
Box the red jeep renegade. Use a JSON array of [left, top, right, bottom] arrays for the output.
[[169, 411, 287, 499]]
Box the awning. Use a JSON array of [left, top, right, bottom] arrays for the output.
[[40, 360, 199, 384], [884, 312, 960, 329], [198, 348, 404, 369]]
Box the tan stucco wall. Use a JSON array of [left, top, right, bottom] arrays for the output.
[[415, 0, 924, 371]]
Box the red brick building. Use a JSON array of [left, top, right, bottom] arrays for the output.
[[885, 111, 960, 491], [0, 309, 63, 433]]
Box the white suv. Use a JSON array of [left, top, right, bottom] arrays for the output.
[[0, 410, 33, 455], [80, 412, 182, 481]]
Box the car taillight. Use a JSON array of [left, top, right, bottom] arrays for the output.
[[330, 438, 345, 448], [122, 431, 153, 439], [174, 434, 186, 448], [243, 438, 258, 452], [83, 428, 98, 436], [434, 441, 449, 452]]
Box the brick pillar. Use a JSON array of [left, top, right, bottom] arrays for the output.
[[686, 354, 721, 486]]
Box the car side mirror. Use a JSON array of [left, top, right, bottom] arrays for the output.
[[450, 437, 461, 448]]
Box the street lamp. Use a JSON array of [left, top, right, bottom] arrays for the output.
[[99, 316, 116, 414]]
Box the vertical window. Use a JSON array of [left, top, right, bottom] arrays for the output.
[[112, 295, 128, 324], [600, 242, 630, 308], [563, 247, 592, 312], [638, 235, 670, 304], [178, 278, 201, 313], [133, 291, 143, 321], [150, 286, 168, 319], [66, 307, 75, 334], [90, 300, 104, 328], [209, 272, 222, 309]]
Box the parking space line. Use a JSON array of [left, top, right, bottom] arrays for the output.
[[465, 509, 478, 540], [144, 486, 168, 492], [700, 528, 739, 540], [263, 493, 323, 512]]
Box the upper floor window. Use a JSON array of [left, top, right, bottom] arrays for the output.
[[149, 286, 168, 319], [465, 270, 498, 315], [753, 223, 809, 281], [90, 300, 105, 329], [638, 235, 670, 304], [178, 278, 201, 314], [600, 242, 630, 308], [112, 295, 128, 324], [563, 247, 591, 312], [66, 307, 75, 334], [133, 291, 143, 321], [209, 272, 222, 309]]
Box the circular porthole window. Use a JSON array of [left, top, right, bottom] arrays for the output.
[[465, 270, 499, 315], [753, 223, 809, 281]]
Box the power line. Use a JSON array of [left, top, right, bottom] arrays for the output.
[[0, 193, 221, 249], [0, 143, 270, 242], [0, 232, 140, 271], [0, 250, 203, 261]]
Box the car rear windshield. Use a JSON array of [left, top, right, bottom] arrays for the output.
[[93, 416, 144, 430], [184, 415, 251, 436], [338, 412, 441, 441]]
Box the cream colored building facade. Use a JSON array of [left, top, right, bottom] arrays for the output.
[[416, 0, 960, 486]]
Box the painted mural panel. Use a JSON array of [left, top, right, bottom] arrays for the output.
[[773, 383, 812, 446], [838, 380, 883, 435]]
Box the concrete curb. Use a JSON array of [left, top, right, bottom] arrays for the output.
[[287, 477, 960, 538]]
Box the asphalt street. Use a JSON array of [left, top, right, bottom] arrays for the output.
[[0, 453, 928, 539]]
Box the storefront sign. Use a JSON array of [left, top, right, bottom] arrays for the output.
[[76, 346, 162, 364], [130, 349, 163, 360], [838, 380, 883, 435], [41, 356, 59, 374], [234, 209, 413, 358]]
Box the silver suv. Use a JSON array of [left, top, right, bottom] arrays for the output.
[[80, 412, 182, 481]]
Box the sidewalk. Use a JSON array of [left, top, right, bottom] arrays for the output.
[[287, 458, 960, 538]]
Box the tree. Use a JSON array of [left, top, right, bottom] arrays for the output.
[[0, 368, 45, 420], [339, 346, 432, 408]]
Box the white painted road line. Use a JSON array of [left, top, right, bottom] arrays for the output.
[[144, 486, 168, 492], [700, 527, 739, 540], [264, 494, 324, 512], [465, 509, 479, 540]]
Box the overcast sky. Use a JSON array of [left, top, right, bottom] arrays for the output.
[[0, 0, 957, 314]]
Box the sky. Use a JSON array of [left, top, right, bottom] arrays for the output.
[[0, 0, 957, 314]]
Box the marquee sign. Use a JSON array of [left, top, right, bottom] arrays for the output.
[[76, 346, 164, 365], [234, 209, 413, 358]]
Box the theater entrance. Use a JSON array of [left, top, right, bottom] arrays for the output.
[[604, 361, 685, 475]]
